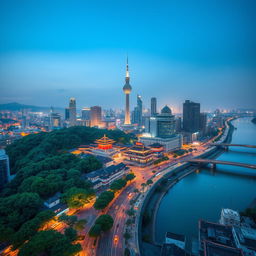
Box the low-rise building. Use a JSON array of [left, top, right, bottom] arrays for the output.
[[123, 142, 154, 166], [161, 243, 186, 256], [84, 163, 128, 189], [140, 134, 182, 152], [44, 192, 69, 216], [232, 226, 256, 256], [203, 240, 244, 256], [220, 208, 241, 226], [199, 220, 237, 250], [165, 232, 186, 250]]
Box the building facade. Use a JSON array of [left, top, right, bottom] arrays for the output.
[[0, 149, 10, 189], [183, 100, 200, 132], [151, 97, 157, 116], [90, 106, 102, 127]]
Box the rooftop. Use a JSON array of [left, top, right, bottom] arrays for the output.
[[44, 192, 61, 204], [204, 241, 244, 256], [84, 163, 126, 181], [161, 243, 186, 256], [199, 220, 236, 248], [166, 232, 185, 242]]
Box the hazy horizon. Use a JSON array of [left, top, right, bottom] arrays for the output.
[[1, 0, 256, 112]]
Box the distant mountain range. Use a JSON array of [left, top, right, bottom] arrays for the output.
[[0, 102, 64, 113]]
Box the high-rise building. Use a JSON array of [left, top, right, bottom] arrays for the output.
[[151, 97, 157, 116], [65, 108, 70, 121], [132, 95, 143, 126], [82, 108, 91, 120], [90, 106, 102, 127], [0, 149, 10, 189], [183, 100, 200, 133], [123, 58, 132, 125], [150, 106, 176, 138], [69, 98, 77, 126], [175, 117, 182, 132], [137, 95, 142, 126], [50, 113, 62, 128], [200, 113, 207, 133]]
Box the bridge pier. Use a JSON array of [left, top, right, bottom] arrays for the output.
[[209, 163, 216, 170], [224, 146, 229, 151]]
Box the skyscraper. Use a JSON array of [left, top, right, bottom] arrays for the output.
[[151, 97, 157, 116], [0, 149, 10, 189], [150, 106, 176, 138], [123, 58, 132, 125], [132, 95, 143, 126], [82, 108, 91, 120], [90, 106, 102, 127], [183, 100, 200, 132], [69, 98, 77, 126]]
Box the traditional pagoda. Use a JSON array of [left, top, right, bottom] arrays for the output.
[[124, 142, 154, 165], [95, 135, 115, 150]]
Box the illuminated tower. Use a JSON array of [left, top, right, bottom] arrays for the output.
[[123, 58, 132, 125]]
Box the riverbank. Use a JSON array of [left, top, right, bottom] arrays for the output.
[[138, 117, 236, 255]]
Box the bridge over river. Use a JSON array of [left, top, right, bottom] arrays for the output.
[[185, 159, 256, 170], [211, 143, 256, 149]]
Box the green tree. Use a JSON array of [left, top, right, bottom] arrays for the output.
[[58, 213, 78, 226], [95, 214, 114, 231], [73, 219, 87, 232], [63, 187, 94, 209], [123, 231, 131, 240], [89, 224, 102, 237], [18, 230, 81, 256], [125, 173, 135, 182], [64, 227, 78, 242], [110, 179, 127, 192], [94, 191, 114, 210], [146, 179, 153, 186]]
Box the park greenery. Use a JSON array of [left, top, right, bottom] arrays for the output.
[[0, 126, 132, 253], [89, 214, 114, 237], [153, 156, 169, 165], [94, 191, 115, 210], [18, 230, 81, 256], [110, 178, 127, 192]]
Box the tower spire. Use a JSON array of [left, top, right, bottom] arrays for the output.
[[126, 56, 129, 79]]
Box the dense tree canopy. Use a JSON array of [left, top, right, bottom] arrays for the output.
[[89, 214, 114, 237], [95, 214, 114, 231], [93, 191, 115, 210], [18, 230, 81, 256], [0, 126, 132, 250], [110, 178, 127, 192], [63, 187, 95, 209], [6, 126, 133, 173]]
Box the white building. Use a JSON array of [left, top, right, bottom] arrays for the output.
[[220, 208, 241, 226], [84, 163, 128, 189], [139, 134, 183, 152]]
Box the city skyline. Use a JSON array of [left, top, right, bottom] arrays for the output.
[[1, 0, 256, 111]]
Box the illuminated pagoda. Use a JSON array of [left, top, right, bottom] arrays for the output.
[[95, 135, 115, 150], [124, 142, 154, 166]]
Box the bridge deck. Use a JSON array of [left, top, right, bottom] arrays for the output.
[[186, 159, 256, 169], [211, 143, 256, 148]]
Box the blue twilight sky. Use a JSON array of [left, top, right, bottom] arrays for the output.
[[0, 0, 256, 112]]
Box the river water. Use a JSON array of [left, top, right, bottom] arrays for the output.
[[155, 117, 256, 244]]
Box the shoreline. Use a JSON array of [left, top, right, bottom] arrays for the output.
[[137, 117, 236, 255]]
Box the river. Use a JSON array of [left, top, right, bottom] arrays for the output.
[[155, 117, 256, 244]]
